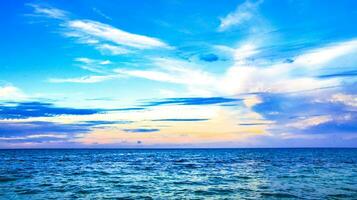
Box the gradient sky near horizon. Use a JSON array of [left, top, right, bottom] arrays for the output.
[[1, 0, 357, 148]]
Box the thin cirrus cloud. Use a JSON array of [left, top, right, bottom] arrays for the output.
[[66, 20, 169, 50], [30, 4, 172, 84], [29, 4, 170, 55], [218, 0, 262, 31], [115, 57, 217, 86], [95, 44, 132, 55], [29, 4, 68, 19], [48, 57, 117, 83], [75, 57, 112, 73], [48, 74, 120, 83]]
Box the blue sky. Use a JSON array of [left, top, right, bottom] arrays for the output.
[[1, 0, 357, 148]]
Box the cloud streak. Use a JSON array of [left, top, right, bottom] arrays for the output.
[[48, 74, 120, 83], [123, 128, 160, 133], [29, 4, 68, 19], [67, 20, 169, 50], [143, 97, 241, 107], [29, 5, 170, 55], [218, 0, 262, 31], [0, 101, 104, 119]]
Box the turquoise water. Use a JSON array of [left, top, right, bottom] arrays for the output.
[[0, 149, 356, 199]]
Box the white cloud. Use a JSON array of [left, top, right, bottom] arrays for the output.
[[29, 4, 68, 19], [75, 57, 112, 65], [114, 39, 356, 96], [99, 60, 112, 65], [66, 20, 169, 50], [286, 115, 333, 129], [217, 64, 338, 95], [295, 39, 357, 67], [29, 5, 170, 55], [74, 57, 113, 73], [75, 57, 94, 64], [115, 57, 217, 95], [212, 40, 357, 95], [218, 0, 262, 31], [95, 44, 132, 55], [29, 5, 357, 95], [330, 93, 357, 107], [0, 85, 26, 100]]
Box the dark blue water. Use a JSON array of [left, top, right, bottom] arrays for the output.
[[0, 149, 356, 199]]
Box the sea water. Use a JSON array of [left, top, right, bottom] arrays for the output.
[[0, 149, 356, 199]]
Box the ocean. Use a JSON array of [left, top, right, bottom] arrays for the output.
[[0, 149, 356, 199]]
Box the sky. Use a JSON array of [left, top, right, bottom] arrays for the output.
[[1, 0, 357, 148]]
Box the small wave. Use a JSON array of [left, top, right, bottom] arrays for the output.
[[260, 192, 298, 198], [234, 175, 251, 180], [194, 189, 217, 196], [39, 183, 52, 187], [0, 176, 17, 182], [327, 193, 353, 198], [173, 159, 187, 163], [208, 188, 235, 195], [183, 163, 198, 169], [15, 189, 41, 195]]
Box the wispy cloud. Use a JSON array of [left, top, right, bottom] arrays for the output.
[[330, 93, 357, 107], [48, 57, 121, 83], [115, 57, 217, 95], [74, 57, 112, 73], [67, 20, 169, 50], [95, 44, 132, 55], [75, 57, 111, 65], [48, 74, 120, 83], [28, 4, 68, 19], [29, 5, 170, 55], [294, 39, 357, 66], [92, 7, 112, 21], [218, 0, 262, 31]]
